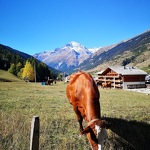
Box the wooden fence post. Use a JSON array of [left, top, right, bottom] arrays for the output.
[[30, 116, 40, 150]]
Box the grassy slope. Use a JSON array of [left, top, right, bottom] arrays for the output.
[[0, 70, 22, 82], [0, 70, 150, 149]]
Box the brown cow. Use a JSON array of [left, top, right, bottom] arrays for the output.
[[102, 81, 111, 89], [47, 79, 54, 85], [66, 71, 111, 149]]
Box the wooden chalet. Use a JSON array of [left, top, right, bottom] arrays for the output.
[[96, 66, 147, 89]]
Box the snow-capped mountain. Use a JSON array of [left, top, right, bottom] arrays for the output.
[[88, 47, 101, 53], [34, 41, 97, 73]]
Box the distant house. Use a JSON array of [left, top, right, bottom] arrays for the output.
[[64, 76, 70, 83], [96, 66, 147, 89]]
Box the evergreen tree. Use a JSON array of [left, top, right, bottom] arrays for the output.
[[22, 61, 35, 81], [16, 62, 23, 74], [36, 62, 52, 81], [8, 63, 16, 75], [16, 62, 23, 78], [17, 68, 23, 78]]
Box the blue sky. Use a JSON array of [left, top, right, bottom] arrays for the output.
[[0, 0, 150, 55]]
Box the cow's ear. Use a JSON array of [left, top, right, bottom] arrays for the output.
[[81, 126, 91, 135]]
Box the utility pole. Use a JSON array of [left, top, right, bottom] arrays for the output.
[[34, 63, 36, 83]]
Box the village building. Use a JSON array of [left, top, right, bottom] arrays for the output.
[[96, 66, 147, 89]]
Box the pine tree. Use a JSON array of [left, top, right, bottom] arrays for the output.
[[22, 61, 35, 81], [16, 62, 23, 78], [16, 62, 23, 73], [8, 63, 16, 75]]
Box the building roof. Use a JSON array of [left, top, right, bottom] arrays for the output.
[[95, 70, 103, 75], [103, 66, 147, 75]]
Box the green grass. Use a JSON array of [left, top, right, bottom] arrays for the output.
[[0, 70, 150, 150], [141, 66, 150, 74], [0, 70, 22, 82]]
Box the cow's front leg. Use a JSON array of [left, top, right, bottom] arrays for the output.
[[73, 106, 83, 132]]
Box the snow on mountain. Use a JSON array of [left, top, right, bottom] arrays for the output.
[[34, 41, 97, 73], [64, 41, 90, 53], [88, 47, 101, 53]]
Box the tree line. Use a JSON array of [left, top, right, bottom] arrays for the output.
[[0, 44, 54, 82], [8, 59, 53, 82]]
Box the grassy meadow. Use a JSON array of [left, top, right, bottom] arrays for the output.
[[0, 70, 150, 150]]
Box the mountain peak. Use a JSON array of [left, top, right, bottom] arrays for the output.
[[64, 41, 86, 51], [69, 41, 80, 46], [34, 41, 93, 73]]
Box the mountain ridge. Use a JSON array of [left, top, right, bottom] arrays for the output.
[[82, 30, 150, 73], [1, 30, 150, 75], [34, 41, 96, 73], [34, 30, 150, 74]]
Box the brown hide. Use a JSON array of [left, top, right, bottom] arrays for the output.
[[47, 79, 54, 85], [66, 71, 109, 149], [102, 81, 111, 89]]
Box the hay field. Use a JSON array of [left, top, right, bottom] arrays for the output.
[[0, 70, 150, 150]]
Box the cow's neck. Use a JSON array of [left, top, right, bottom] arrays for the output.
[[86, 101, 101, 122]]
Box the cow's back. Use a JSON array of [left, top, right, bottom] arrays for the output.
[[66, 71, 98, 102]]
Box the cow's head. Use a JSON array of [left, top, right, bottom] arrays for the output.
[[81, 120, 111, 150]]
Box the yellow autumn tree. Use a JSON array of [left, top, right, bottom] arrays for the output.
[[22, 61, 35, 81]]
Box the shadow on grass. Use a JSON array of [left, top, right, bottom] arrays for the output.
[[103, 117, 150, 150], [0, 78, 12, 82]]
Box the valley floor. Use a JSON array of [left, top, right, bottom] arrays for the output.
[[125, 88, 150, 94]]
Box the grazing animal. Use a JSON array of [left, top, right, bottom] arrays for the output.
[[102, 81, 111, 89], [47, 79, 54, 85], [66, 71, 111, 150]]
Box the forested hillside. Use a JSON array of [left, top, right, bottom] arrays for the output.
[[0, 44, 59, 81], [80, 30, 150, 73]]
